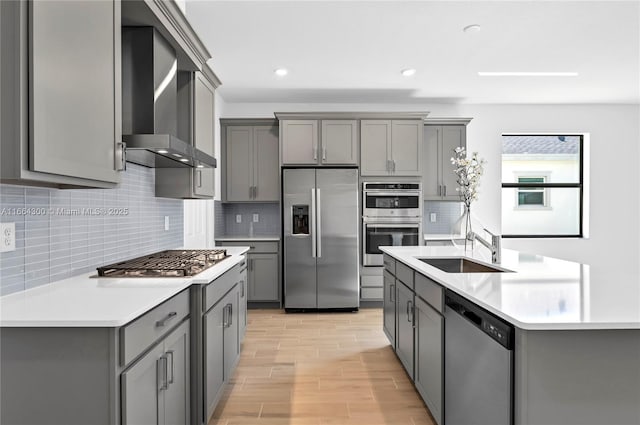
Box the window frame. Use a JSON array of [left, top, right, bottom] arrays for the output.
[[501, 134, 584, 238], [515, 174, 550, 209]]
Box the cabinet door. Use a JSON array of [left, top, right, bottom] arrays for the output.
[[360, 120, 391, 176], [395, 281, 415, 379], [204, 302, 225, 422], [193, 73, 215, 197], [253, 126, 280, 201], [281, 120, 318, 164], [248, 253, 279, 301], [440, 125, 466, 200], [223, 289, 240, 381], [321, 120, 358, 165], [391, 120, 422, 176], [383, 270, 396, 349], [29, 0, 120, 183], [226, 126, 253, 201], [121, 343, 164, 425], [422, 126, 441, 199], [163, 321, 190, 425], [414, 297, 443, 425], [238, 267, 248, 342]]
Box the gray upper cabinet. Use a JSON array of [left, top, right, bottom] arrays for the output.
[[361, 120, 423, 176], [320, 120, 358, 165], [224, 123, 279, 202], [192, 72, 216, 198], [0, 0, 123, 188], [423, 121, 470, 201], [281, 120, 319, 164], [281, 119, 358, 166]]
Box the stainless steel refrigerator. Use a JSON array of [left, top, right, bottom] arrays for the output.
[[283, 168, 359, 310]]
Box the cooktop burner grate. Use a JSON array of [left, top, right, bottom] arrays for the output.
[[96, 249, 228, 277]]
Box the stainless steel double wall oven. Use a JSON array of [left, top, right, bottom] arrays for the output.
[[362, 182, 422, 266]]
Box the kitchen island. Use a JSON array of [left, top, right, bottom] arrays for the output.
[[381, 245, 640, 425]]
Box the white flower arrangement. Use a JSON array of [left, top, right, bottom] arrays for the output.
[[450, 147, 486, 209]]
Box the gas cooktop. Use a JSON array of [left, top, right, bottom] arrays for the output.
[[96, 249, 228, 278]]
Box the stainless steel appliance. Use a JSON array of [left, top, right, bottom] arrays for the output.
[[362, 181, 422, 266], [122, 27, 216, 169], [445, 290, 514, 425], [96, 249, 228, 277], [363, 182, 421, 218], [283, 168, 359, 310], [362, 219, 421, 266]]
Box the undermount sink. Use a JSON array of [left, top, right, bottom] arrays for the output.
[[418, 257, 511, 273]]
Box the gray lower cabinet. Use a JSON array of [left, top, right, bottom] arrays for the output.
[[395, 280, 415, 379], [202, 277, 241, 423], [360, 120, 423, 176], [122, 319, 190, 425], [249, 253, 279, 301], [215, 240, 281, 303], [383, 270, 396, 348], [414, 297, 443, 425], [224, 123, 280, 202], [238, 264, 248, 341], [423, 123, 468, 201], [0, 0, 123, 188]]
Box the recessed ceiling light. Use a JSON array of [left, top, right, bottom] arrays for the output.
[[478, 71, 579, 77], [274, 68, 288, 77], [196, 164, 204, 168], [172, 153, 182, 158], [401, 68, 416, 77], [179, 158, 189, 162], [157, 149, 169, 154], [463, 24, 481, 33]]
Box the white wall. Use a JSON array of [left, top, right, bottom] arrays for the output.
[[220, 101, 640, 271]]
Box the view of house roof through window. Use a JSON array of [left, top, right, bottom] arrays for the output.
[[501, 134, 584, 238]]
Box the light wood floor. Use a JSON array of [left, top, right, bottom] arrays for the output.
[[210, 308, 436, 425]]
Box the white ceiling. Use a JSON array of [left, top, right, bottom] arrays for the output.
[[185, 1, 640, 104]]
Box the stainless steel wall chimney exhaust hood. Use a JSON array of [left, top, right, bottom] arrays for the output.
[[121, 27, 216, 169]]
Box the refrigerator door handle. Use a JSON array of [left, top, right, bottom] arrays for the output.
[[311, 188, 317, 258], [316, 189, 322, 258]]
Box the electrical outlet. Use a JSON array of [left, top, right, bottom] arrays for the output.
[[253, 213, 259, 223], [0, 222, 15, 253], [430, 213, 437, 223], [164, 216, 170, 231], [236, 214, 242, 224]]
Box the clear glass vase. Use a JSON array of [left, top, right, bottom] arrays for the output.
[[453, 204, 474, 252]]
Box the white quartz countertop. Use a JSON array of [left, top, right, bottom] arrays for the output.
[[381, 245, 640, 330], [423, 234, 465, 241], [0, 246, 250, 327]]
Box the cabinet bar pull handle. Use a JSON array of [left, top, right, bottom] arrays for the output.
[[313, 146, 317, 160], [116, 141, 127, 171], [407, 300, 413, 322], [156, 311, 177, 327], [228, 303, 233, 326], [240, 280, 245, 297], [393, 160, 396, 172], [322, 146, 327, 161], [390, 283, 395, 302], [223, 305, 228, 327], [197, 169, 202, 187], [443, 185, 447, 196], [254, 186, 258, 198], [158, 356, 168, 390], [166, 350, 175, 385]]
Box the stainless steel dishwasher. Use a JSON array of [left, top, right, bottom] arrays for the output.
[[445, 290, 514, 425]]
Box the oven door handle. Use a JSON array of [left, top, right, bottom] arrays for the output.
[[364, 191, 422, 197], [364, 223, 421, 228]]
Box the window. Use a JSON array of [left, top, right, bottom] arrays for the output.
[[517, 176, 546, 207], [501, 135, 584, 238]]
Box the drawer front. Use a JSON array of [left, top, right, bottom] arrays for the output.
[[415, 272, 443, 313], [361, 287, 383, 300], [121, 289, 189, 366], [383, 254, 396, 276], [216, 240, 278, 253], [204, 263, 241, 312], [395, 261, 414, 290], [361, 275, 383, 288]]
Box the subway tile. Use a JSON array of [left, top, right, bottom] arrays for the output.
[[1, 282, 26, 296]]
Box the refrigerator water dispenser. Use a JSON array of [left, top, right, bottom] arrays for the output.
[[292, 205, 309, 235]]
